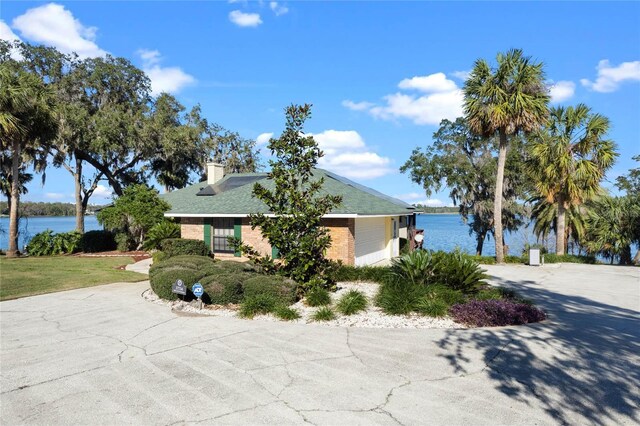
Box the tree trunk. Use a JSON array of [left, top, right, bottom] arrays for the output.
[[7, 139, 21, 257], [475, 230, 486, 256], [556, 196, 566, 255], [493, 130, 508, 263], [633, 248, 640, 265], [619, 245, 632, 265], [74, 157, 85, 233]]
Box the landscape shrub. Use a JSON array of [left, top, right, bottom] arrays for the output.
[[26, 230, 82, 256], [505, 255, 526, 264], [239, 294, 279, 318], [414, 297, 449, 317], [161, 238, 210, 258], [330, 263, 390, 283], [115, 232, 135, 252], [149, 268, 203, 301], [425, 285, 466, 306], [376, 278, 426, 315], [274, 306, 301, 321], [431, 251, 488, 294], [199, 273, 245, 305], [80, 230, 116, 253], [543, 254, 596, 264], [143, 221, 180, 250], [391, 249, 436, 286], [149, 255, 215, 278], [305, 286, 332, 307], [336, 290, 368, 315], [242, 275, 297, 305], [312, 306, 336, 321], [449, 300, 546, 327], [152, 251, 168, 264]]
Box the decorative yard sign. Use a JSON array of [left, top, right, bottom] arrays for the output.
[[192, 283, 204, 309], [172, 279, 187, 296], [192, 283, 204, 298]]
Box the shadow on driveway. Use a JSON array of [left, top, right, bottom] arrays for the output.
[[438, 275, 640, 424]]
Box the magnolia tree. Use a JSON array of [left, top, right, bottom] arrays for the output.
[[231, 104, 342, 294]]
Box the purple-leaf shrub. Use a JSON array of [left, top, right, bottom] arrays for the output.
[[450, 299, 546, 327]]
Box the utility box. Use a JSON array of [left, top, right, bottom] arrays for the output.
[[529, 249, 541, 266]]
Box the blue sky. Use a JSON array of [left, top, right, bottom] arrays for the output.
[[2, 1, 639, 206]]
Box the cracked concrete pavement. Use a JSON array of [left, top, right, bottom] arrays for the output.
[[1, 263, 639, 425]]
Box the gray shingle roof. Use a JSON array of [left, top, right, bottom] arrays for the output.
[[162, 169, 414, 216]]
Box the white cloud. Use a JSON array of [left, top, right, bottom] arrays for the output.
[[256, 132, 273, 145], [270, 2, 289, 16], [229, 10, 263, 27], [451, 70, 470, 81], [343, 72, 464, 126], [342, 100, 375, 111], [398, 73, 458, 93], [306, 130, 393, 179], [548, 80, 575, 103], [12, 3, 106, 58], [580, 60, 640, 93], [0, 20, 23, 60], [369, 90, 464, 125], [138, 49, 195, 95], [92, 185, 112, 199]]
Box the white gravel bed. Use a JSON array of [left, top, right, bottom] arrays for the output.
[[142, 282, 464, 329]]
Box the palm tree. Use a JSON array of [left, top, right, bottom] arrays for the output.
[[528, 196, 588, 254], [0, 63, 57, 257], [463, 49, 549, 263], [583, 195, 637, 264], [528, 104, 617, 255]]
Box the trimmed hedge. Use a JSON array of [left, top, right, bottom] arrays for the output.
[[199, 272, 247, 305], [80, 230, 116, 253], [242, 275, 297, 305], [161, 238, 210, 257], [149, 255, 215, 278], [331, 264, 390, 283], [150, 269, 204, 301]]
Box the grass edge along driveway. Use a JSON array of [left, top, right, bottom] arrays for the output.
[[0, 256, 147, 301]]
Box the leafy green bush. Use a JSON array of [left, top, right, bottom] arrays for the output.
[[80, 230, 116, 253], [150, 269, 203, 301], [376, 278, 425, 315], [152, 251, 168, 264], [424, 285, 466, 306], [312, 306, 336, 321], [329, 263, 390, 283], [242, 275, 297, 305], [470, 255, 497, 265], [199, 273, 245, 305], [143, 220, 180, 250], [336, 290, 368, 315], [115, 232, 135, 251], [505, 255, 526, 264], [26, 230, 82, 256], [161, 238, 210, 257], [431, 251, 488, 294], [149, 255, 215, 278], [239, 294, 278, 318], [391, 250, 436, 286], [274, 306, 301, 321], [305, 286, 332, 307], [475, 287, 505, 301], [543, 254, 596, 264], [414, 297, 449, 317]]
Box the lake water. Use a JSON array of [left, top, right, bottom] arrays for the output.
[[0, 214, 543, 256], [0, 216, 102, 251]]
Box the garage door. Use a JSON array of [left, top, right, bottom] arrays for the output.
[[355, 217, 387, 266]]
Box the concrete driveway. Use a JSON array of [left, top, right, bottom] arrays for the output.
[[1, 264, 639, 425]]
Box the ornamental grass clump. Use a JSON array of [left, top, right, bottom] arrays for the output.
[[449, 299, 546, 327], [274, 306, 301, 321], [305, 286, 332, 307], [336, 290, 368, 315], [312, 306, 336, 322], [239, 294, 279, 318]]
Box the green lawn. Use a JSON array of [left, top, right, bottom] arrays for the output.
[[0, 256, 148, 301]]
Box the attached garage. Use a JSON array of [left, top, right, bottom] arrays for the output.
[[355, 217, 387, 266]]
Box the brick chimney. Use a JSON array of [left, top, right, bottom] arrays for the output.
[[207, 162, 224, 185]]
